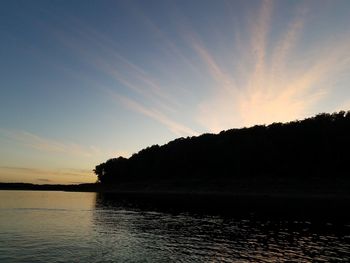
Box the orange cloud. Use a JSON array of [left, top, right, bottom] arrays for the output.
[[195, 0, 350, 132]]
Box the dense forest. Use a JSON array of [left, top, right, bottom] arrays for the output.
[[94, 111, 350, 194]]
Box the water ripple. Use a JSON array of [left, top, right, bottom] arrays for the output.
[[0, 191, 349, 262]]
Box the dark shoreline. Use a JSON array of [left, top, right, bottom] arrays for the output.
[[1, 182, 349, 198], [1, 182, 349, 220], [0, 182, 98, 192], [1, 182, 349, 196]]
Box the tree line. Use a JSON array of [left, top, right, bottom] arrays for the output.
[[94, 111, 350, 185]]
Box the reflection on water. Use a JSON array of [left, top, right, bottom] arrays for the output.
[[0, 191, 349, 262], [93, 193, 350, 262]]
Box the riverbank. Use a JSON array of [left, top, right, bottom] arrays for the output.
[[0, 182, 97, 192], [1, 177, 349, 197], [1, 181, 349, 219]]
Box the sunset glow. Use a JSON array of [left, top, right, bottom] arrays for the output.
[[1, 0, 350, 183]]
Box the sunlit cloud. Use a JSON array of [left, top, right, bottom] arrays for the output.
[[110, 92, 198, 137], [0, 129, 102, 158], [192, 40, 235, 93], [52, 22, 199, 137], [249, 0, 273, 88], [55, 24, 178, 113], [194, 0, 350, 132], [46, 1, 350, 135]]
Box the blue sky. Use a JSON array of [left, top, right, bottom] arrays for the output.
[[1, 0, 350, 184]]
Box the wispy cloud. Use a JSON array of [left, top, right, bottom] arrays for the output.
[[0, 129, 102, 157], [194, 0, 350, 132], [249, 0, 273, 89], [110, 92, 198, 137], [54, 22, 179, 112], [191, 40, 235, 93], [44, 1, 350, 135], [50, 21, 202, 136]]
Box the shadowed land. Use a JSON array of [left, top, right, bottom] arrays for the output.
[[1, 111, 350, 217], [92, 110, 350, 218], [0, 182, 97, 192], [93, 111, 350, 194]]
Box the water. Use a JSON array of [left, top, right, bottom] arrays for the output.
[[0, 191, 349, 262]]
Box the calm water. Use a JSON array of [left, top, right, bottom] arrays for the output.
[[0, 191, 349, 262]]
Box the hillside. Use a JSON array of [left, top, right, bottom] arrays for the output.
[[94, 111, 350, 195]]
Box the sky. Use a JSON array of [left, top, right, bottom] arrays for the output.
[[1, 0, 350, 184]]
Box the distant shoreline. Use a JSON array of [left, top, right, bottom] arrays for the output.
[[1, 182, 349, 199], [2, 182, 349, 219], [0, 182, 98, 192]]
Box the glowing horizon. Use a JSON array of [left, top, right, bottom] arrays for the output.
[[1, 0, 350, 184]]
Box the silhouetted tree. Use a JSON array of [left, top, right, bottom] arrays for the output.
[[93, 111, 350, 189]]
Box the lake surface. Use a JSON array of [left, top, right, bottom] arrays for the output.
[[0, 191, 349, 262]]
